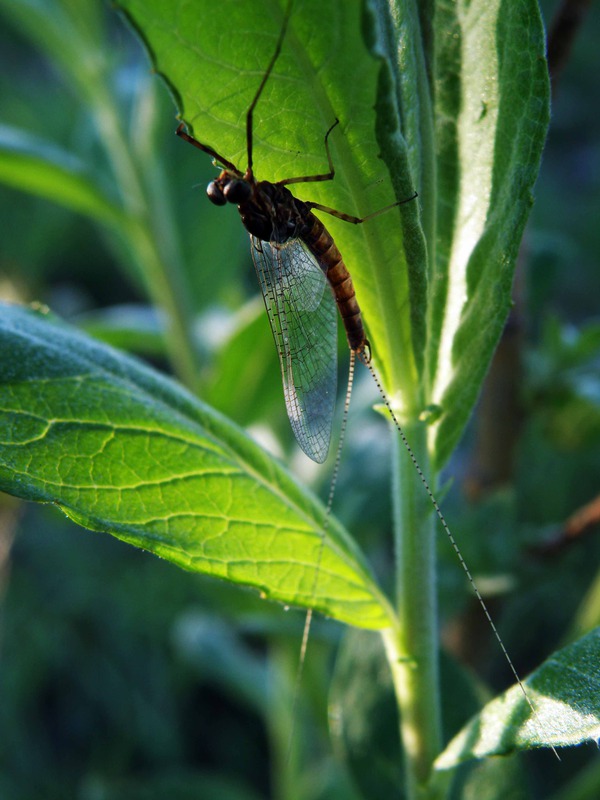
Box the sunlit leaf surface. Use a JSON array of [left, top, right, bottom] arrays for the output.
[[0, 303, 393, 630], [436, 629, 600, 767]]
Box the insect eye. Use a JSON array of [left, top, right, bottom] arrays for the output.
[[207, 181, 227, 206], [224, 179, 251, 204]]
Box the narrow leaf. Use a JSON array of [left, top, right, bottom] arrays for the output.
[[427, 0, 550, 466], [435, 629, 600, 768], [77, 304, 167, 358], [0, 125, 123, 226], [0, 304, 393, 630]]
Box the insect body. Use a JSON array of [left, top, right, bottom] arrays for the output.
[[209, 164, 367, 355], [178, 115, 372, 462], [176, 5, 414, 461], [177, 3, 554, 759]]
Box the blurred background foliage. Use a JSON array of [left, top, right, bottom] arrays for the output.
[[0, 0, 599, 798]]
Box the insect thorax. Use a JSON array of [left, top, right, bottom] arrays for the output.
[[239, 181, 310, 243]]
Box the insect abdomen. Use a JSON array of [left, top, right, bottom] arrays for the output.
[[303, 212, 367, 354]]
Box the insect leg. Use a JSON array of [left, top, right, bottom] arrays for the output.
[[306, 192, 418, 224], [176, 123, 241, 174], [281, 117, 417, 218], [280, 119, 340, 186], [246, 1, 293, 173]]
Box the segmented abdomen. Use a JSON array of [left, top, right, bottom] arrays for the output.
[[303, 212, 367, 354]]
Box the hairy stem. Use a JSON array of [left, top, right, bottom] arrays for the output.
[[382, 419, 442, 798]]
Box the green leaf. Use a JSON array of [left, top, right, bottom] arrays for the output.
[[77, 304, 168, 358], [435, 629, 600, 768], [443, 756, 532, 800], [115, 0, 424, 405], [0, 303, 393, 630], [174, 612, 268, 712], [426, 0, 550, 466], [330, 630, 404, 799], [114, 0, 549, 462], [330, 629, 497, 799], [0, 125, 123, 226], [203, 300, 289, 434], [1, 0, 108, 98]]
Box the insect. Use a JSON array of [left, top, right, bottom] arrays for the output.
[[176, 6, 413, 463], [177, 0, 555, 760]]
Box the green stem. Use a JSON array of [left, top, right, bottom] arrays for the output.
[[267, 640, 301, 800], [90, 86, 201, 390], [382, 419, 442, 799], [2, 1, 203, 386], [122, 213, 201, 391]]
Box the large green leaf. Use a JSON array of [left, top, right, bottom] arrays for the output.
[[435, 629, 600, 768], [115, 0, 549, 463], [3, 0, 550, 474], [0, 303, 393, 630], [116, 0, 425, 406]]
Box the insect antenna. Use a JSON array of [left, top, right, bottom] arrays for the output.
[[175, 0, 294, 172], [361, 356, 561, 761], [288, 349, 357, 760], [246, 0, 293, 173]]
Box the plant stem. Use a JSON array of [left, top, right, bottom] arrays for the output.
[[64, 7, 202, 392], [382, 419, 442, 799], [90, 84, 201, 391], [268, 640, 301, 800]]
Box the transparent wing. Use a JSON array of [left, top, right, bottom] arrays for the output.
[[251, 236, 337, 463]]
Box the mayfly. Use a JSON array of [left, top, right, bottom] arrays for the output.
[[177, 0, 555, 759], [177, 21, 407, 463]]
